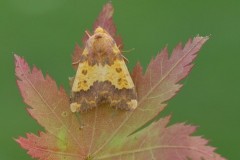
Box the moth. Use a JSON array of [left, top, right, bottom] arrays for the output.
[[70, 27, 137, 112]]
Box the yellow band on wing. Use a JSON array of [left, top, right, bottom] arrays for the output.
[[72, 59, 135, 92]]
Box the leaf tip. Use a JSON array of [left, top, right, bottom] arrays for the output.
[[14, 54, 21, 62], [15, 136, 26, 147], [195, 35, 210, 43]]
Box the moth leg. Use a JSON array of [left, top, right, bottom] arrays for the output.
[[72, 60, 81, 65], [121, 55, 129, 63], [85, 30, 91, 38], [69, 77, 75, 88], [120, 49, 135, 63]]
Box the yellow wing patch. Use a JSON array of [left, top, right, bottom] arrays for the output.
[[72, 59, 134, 92], [107, 59, 134, 89]]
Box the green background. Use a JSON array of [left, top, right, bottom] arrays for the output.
[[0, 0, 239, 159]]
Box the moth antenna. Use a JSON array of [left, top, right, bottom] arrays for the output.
[[85, 30, 91, 38], [72, 59, 81, 65], [121, 48, 135, 63], [122, 48, 135, 53]]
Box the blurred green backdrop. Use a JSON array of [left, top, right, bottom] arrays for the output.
[[0, 0, 239, 159]]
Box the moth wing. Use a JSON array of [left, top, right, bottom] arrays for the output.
[[106, 59, 137, 110], [72, 62, 99, 92], [107, 59, 135, 90]]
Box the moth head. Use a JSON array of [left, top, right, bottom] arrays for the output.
[[92, 26, 112, 41], [86, 26, 118, 57], [94, 26, 107, 35]]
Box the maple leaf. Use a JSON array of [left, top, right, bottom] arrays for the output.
[[16, 2, 226, 160]]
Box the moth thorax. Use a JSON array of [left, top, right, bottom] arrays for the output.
[[90, 34, 115, 56]]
